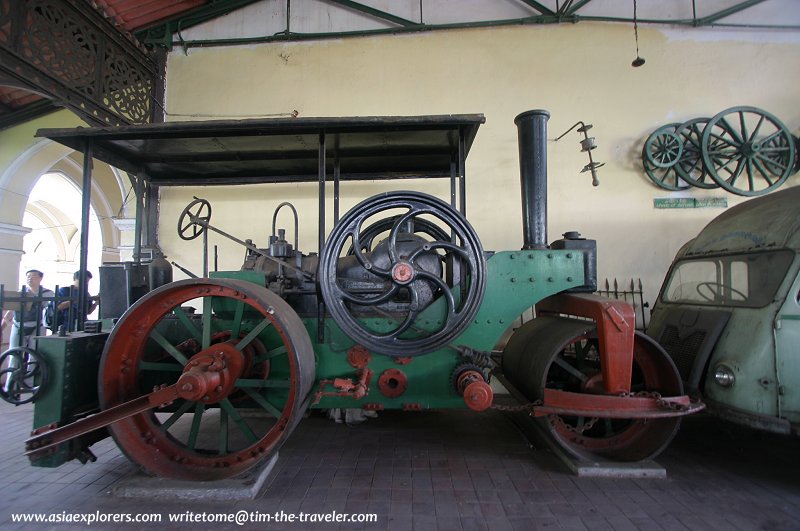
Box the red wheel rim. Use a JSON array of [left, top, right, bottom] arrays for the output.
[[545, 332, 683, 462], [99, 278, 314, 480]]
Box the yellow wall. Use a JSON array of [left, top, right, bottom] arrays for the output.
[[160, 23, 800, 304]]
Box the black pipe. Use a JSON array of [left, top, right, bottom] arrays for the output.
[[514, 109, 550, 250]]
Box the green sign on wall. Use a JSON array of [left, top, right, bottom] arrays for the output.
[[654, 197, 728, 209]]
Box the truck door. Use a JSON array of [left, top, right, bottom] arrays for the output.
[[775, 266, 800, 429]]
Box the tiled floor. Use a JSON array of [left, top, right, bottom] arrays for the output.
[[1, 399, 799, 530]]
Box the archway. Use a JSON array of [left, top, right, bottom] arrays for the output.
[[19, 172, 104, 295], [0, 120, 130, 289]]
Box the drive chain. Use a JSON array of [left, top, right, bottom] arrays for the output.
[[489, 399, 542, 413], [490, 400, 599, 435], [550, 413, 600, 435], [620, 390, 691, 412], [490, 390, 691, 434]]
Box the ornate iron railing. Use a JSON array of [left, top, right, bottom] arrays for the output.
[[0, 0, 159, 126]]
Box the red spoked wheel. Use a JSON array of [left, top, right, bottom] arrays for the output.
[[99, 278, 315, 480], [503, 316, 683, 462]]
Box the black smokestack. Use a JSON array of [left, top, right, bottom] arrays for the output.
[[514, 109, 550, 250]]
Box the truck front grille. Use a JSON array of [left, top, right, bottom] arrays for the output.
[[659, 325, 706, 381]]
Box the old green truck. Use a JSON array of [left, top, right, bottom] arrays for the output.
[[649, 186, 800, 435]]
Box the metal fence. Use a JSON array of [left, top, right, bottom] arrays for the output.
[[595, 278, 649, 332]]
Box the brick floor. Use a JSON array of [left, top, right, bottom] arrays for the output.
[[0, 401, 798, 530]]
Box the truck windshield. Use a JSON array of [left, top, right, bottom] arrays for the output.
[[662, 250, 795, 308]]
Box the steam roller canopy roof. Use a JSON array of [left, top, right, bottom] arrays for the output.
[[35, 114, 484, 186]]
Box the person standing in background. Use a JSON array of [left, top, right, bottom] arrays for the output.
[[1, 270, 54, 394], [1, 269, 54, 348]]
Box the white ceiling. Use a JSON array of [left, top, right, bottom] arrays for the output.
[[177, 0, 800, 44]]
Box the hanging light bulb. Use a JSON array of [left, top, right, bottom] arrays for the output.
[[632, 0, 645, 67]]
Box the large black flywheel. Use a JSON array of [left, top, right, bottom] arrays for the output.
[[319, 192, 486, 357]]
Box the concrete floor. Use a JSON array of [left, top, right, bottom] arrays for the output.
[[0, 399, 799, 530]]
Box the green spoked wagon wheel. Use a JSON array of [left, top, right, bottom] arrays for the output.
[[701, 106, 796, 196], [642, 124, 690, 191], [644, 123, 684, 169], [99, 278, 315, 480], [674, 118, 718, 189]]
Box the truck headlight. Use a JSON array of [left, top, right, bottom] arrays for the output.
[[713, 364, 735, 387]]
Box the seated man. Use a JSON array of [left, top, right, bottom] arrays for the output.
[[55, 271, 99, 332]]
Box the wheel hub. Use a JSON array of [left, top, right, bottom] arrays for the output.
[[176, 343, 245, 404], [391, 261, 415, 284]]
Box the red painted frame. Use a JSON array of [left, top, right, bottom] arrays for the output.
[[537, 293, 635, 394]]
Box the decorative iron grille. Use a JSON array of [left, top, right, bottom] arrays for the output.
[[0, 0, 158, 126]]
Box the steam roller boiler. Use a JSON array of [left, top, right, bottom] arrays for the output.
[[20, 110, 702, 481]]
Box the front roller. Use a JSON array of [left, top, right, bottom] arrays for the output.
[[503, 314, 688, 462], [99, 278, 315, 480]]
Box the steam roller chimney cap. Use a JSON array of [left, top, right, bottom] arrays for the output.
[[514, 109, 551, 124]]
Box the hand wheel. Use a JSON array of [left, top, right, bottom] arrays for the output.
[[178, 198, 212, 241]]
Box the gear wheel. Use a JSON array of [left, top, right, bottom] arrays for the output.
[[450, 361, 486, 392]]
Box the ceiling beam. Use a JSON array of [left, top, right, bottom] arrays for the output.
[[695, 0, 768, 26], [322, 0, 419, 27], [565, 0, 594, 17], [516, 0, 556, 17], [135, 0, 263, 45]]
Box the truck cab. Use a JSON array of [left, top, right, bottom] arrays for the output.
[[648, 186, 800, 435]]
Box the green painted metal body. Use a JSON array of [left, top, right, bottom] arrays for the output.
[[775, 263, 800, 425], [30, 333, 109, 467], [649, 186, 800, 435], [211, 249, 585, 410]]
